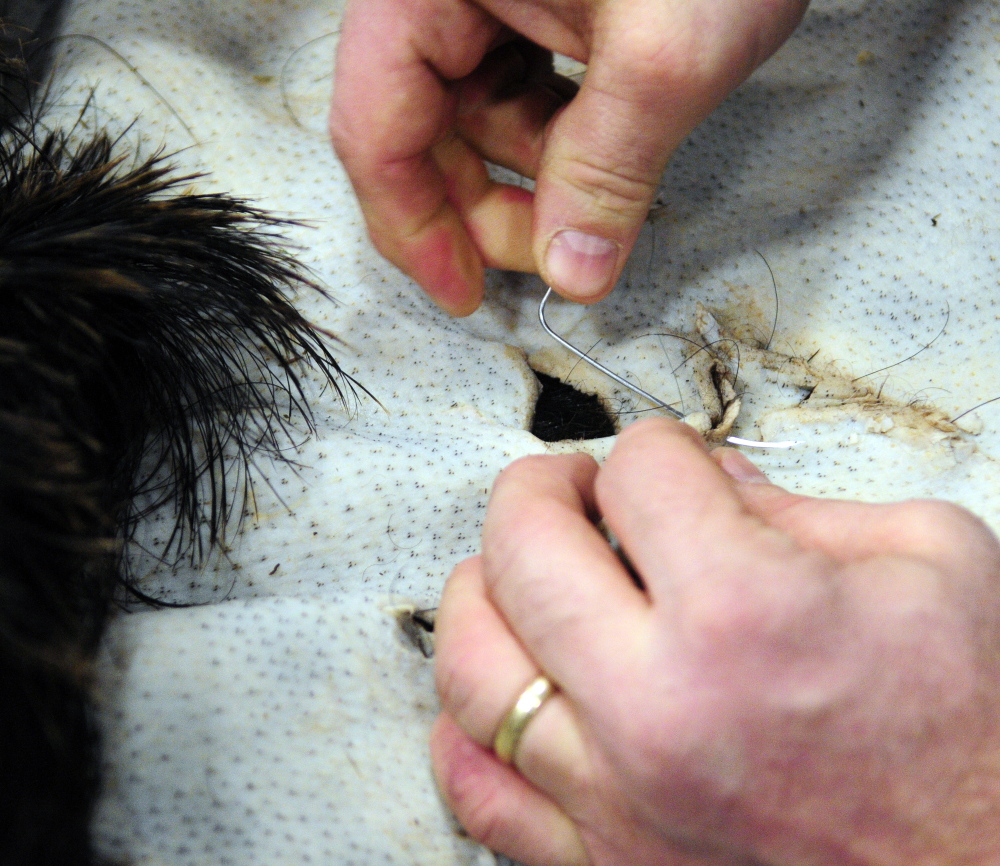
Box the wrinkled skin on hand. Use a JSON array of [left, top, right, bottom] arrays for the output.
[[431, 418, 1000, 866], [330, 0, 808, 315]]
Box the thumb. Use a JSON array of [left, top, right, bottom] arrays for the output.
[[532, 78, 679, 300], [715, 448, 1000, 576], [532, 0, 807, 303], [532, 79, 664, 304]]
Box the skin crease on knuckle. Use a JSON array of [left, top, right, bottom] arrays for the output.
[[545, 118, 662, 220]]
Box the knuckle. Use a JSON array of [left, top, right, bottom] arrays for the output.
[[492, 453, 552, 492], [328, 100, 371, 166], [888, 500, 979, 548], [451, 783, 510, 852], [558, 148, 658, 220], [494, 451, 586, 485], [434, 657, 498, 748], [434, 587, 482, 721], [621, 29, 691, 87], [887, 499, 1000, 569], [489, 453, 592, 519], [608, 10, 719, 95], [677, 552, 834, 652], [601, 418, 696, 486], [679, 581, 768, 649], [433, 643, 472, 716]]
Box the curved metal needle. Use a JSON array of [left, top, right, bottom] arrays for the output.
[[538, 289, 685, 420], [538, 288, 797, 450]]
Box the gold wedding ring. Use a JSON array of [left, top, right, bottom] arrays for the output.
[[493, 675, 555, 764]]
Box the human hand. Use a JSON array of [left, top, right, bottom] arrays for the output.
[[431, 418, 1000, 865], [330, 0, 808, 315]]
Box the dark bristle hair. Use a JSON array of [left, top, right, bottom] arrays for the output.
[[0, 15, 356, 862]]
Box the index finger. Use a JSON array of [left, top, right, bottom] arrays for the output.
[[330, 0, 501, 314], [481, 451, 651, 704]]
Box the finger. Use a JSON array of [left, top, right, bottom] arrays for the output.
[[714, 448, 1000, 575], [330, 0, 501, 315], [481, 452, 651, 705], [430, 714, 589, 866], [456, 38, 577, 179], [531, 1, 808, 303], [435, 555, 594, 809], [597, 419, 837, 621], [432, 136, 535, 272], [435, 556, 546, 748]]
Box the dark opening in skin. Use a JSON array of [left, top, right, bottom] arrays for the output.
[[530, 370, 617, 442]]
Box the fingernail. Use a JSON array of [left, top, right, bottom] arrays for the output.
[[545, 230, 619, 299], [718, 449, 771, 484]]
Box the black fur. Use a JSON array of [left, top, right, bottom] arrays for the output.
[[0, 27, 354, 864], [530, 370, 617, 442]]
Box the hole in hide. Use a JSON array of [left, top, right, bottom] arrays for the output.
[[530, 370, 617, 442]]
